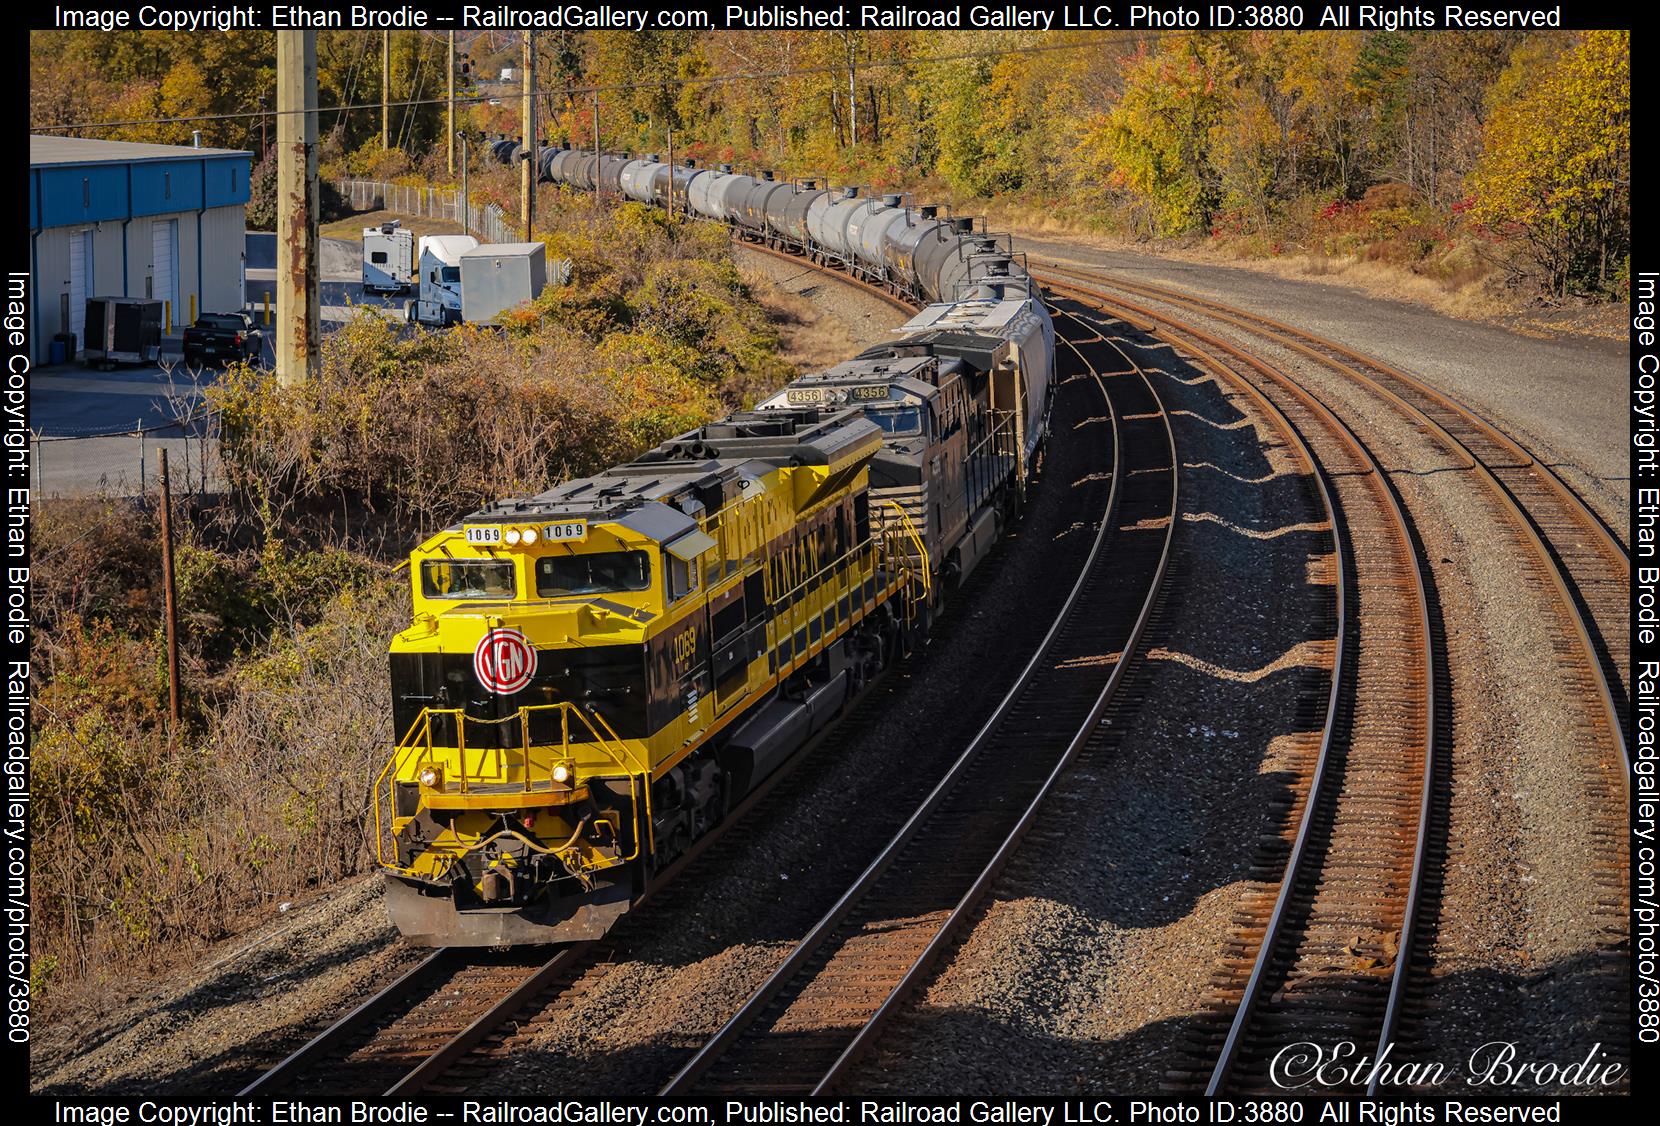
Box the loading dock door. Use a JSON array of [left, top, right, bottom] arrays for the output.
[[150, 219, 177, 324], [68, 229, 91, 353]]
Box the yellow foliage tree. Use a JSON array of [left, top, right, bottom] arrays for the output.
[[1469, 30, 1629, 296]]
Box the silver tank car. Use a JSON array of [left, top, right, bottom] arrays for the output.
[[846, 195, 909, 278], [619, 155, 661, 202], [814, 188, 868, 262], [739, 174, 795, 235], [770, 181, 825, 247], [686, 166, 730, 219]]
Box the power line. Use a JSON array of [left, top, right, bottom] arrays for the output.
[[33, 32, 1178, 133]]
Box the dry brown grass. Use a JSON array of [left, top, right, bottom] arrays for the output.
[[735, 264, 862, 375]]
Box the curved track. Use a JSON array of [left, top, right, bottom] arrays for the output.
[[657, 305, 1178, 1097], [1041, 278, 1443, 1096], [1036, 263, 1629, 753], [236, 240, 1117, 1100]]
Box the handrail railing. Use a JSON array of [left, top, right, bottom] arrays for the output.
[[373, 700, 645, 878]]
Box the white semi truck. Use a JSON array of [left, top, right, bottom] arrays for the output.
[[406, 234, 480, 326], [362, 221, 416, 294]]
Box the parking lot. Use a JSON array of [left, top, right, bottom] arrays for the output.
[[32, 231, 400, 495]]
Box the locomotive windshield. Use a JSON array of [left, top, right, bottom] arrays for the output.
[[863, 405, 924, 437], [421, 559, 516, 600], [536, 550, 652, 596]]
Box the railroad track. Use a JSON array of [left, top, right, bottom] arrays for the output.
[[1035, 262, 1630, 744], [655, 301, 1178, 1097], [236, 244, 1128, 1099], [1049, 268, 1630, 1089], [733, 238, 921, 316], [1038, 276, 1443, 1096]]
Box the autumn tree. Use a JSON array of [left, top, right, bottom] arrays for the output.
[[1469, 29, 1629, 296], [1089, 34, 1236, 235]]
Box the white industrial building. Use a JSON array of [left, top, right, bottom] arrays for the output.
[[27, 135, 253, 364]]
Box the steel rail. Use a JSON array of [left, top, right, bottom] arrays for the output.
[[378, 655, 919, 1097], [236, 948, 451, 1096], [1041, 275, 1438, 1096], [729, 237, 920, 316], [1036, 260, 1628, 564], [808, 308, 1177, 1093], [1037, 268, 1628, 780], [661, 303, 1174, 1095]]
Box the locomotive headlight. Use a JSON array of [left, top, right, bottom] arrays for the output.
[[551, 763, 572, 784], [521, 527, 539, 545], [418, 765, 442, 788], [504, 528, 522, 546]]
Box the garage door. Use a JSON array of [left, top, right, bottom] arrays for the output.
[[151, 219, 177, 323], [68, 229, 91, 353]]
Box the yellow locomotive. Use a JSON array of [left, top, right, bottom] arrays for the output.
[[376, 408, 929, 945]]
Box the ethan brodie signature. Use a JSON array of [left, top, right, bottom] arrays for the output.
[[1269, 1041, 1626, 1090]]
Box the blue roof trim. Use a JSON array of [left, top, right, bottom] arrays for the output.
[[132, 159, 204, 216], [31, 151, 250, 230]]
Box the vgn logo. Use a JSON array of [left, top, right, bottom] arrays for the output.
[[473, 627, 537, 695]]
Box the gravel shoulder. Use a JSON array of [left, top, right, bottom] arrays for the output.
[[1015, 236, 1629, 533], [32, 875, 423, 1095], [735, 246, 905, 368]]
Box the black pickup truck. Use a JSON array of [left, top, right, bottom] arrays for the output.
[[182, 312, 263, 365]]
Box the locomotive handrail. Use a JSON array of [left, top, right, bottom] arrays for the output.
[[373, 700, 646, 876], [880, 500, 932, 611]]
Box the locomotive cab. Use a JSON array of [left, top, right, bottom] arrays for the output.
[[755, 346, 1021, 588]]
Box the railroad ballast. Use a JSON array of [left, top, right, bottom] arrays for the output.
[[377, 146, 1055, 947]]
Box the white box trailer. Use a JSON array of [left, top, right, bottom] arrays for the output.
[[408, 234, 480, 326], [459, 243, 547, 325], [362, 221, 415, 294]]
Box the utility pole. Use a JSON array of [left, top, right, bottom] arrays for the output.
[[592, 88, 600, 208], [276, 30, 319, 388], [381, 31, 390, 149], [446, 32, 456, 176], [520, 32, 536, 241], [158, 449, 181, 729], [459, 131, 470, 236], [665, 128, 674, 223]]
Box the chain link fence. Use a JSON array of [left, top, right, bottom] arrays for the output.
[[334, 179, 516, 244]]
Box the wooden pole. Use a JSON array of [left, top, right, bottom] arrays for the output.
[[592, 88, 600, 208], [446, 32, 456, 176], [665, 128, 674, 223], [521, 32, 536, 241], [158, 449, 181, 728], [276, 30, 319, 387]]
